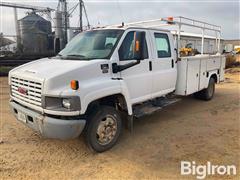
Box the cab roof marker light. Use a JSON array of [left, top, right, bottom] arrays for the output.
[[167, 17, 174, 22]]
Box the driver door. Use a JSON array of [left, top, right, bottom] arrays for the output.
[[118, 30, 152, 104]]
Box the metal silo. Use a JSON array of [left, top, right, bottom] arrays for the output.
[[53, 11, 64, 52], [18, 12, 52, 54]]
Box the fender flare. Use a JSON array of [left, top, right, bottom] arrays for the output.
[[80, 82, 133, 115], [207, 70, 219, 83]]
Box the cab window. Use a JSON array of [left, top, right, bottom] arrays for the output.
[[119, 31, 148, 60], [154, 33, 171, 58]]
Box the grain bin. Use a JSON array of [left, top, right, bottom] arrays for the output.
[[18, 12, 52, 54], [53, 11, 66, 52]]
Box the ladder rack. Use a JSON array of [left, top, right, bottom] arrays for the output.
[[110, 16, 222, 56]]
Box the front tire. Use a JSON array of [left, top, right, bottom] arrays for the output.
[[194, 77, 215, 101], [84, 106, 122, 152]]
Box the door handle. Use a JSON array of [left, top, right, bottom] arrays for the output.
[[172, 59, 174, 68], [149, 61, 152, 71]]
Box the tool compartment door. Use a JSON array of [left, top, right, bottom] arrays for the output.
[[186, 59, 200, 94], [199, 58, 208, 90], [206, 56, 221, 71], [175, 55, 224, 96], [219, 56, 226, 82]]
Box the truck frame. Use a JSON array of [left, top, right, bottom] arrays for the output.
[[9, 16, 225, 152]]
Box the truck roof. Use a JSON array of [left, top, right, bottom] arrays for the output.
[[95, 25, 171, 33]]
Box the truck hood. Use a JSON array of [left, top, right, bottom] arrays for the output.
[[9, 58, 111, 94], [10, 58, 107, 79]]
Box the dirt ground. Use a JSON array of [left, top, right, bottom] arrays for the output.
[[0, 68, 239, 180]]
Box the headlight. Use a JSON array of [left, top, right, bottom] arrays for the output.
[[62, 99, 71, 109], [42, 96, 81, 111]]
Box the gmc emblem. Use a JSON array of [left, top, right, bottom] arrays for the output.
[[17, 87, 28, 95]]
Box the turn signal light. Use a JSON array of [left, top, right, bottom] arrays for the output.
[[71, 80, 79, 90]]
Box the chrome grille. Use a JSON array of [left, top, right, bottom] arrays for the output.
[[11, 76, 42, 107]]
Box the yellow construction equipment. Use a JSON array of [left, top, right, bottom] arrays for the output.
[[234, 47, 240, 54], [180, 43, 200, 56]]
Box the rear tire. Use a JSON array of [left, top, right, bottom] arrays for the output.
[[194, 77, 215, 101], [84, 106, 122, 152]]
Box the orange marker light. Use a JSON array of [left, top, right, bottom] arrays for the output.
[[167, 17, 173, 22], [71, 80, 79, 90], [135, 40, 140, 52]]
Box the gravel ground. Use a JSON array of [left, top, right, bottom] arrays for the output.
[[0, 68, 239, 180]]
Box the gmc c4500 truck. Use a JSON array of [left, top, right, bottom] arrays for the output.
[[9, 17, 225, 152]]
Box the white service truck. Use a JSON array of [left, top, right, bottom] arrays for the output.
[[9, 17, 225, 152]]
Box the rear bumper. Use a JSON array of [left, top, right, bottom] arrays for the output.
[[9, 101, 86, 140]]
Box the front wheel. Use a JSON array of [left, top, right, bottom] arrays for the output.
[[84, 106, 122, 152], [194, 77, 215, 101]]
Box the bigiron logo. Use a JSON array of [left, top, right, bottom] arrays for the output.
[[180, 161, 237, 179]]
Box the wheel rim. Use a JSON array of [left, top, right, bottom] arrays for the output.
[[96, 115, 117, 145]]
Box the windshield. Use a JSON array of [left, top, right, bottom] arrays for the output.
[[58, 29, 124, 60]]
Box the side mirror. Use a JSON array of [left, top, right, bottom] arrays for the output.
[[133, 31, 145, 61]]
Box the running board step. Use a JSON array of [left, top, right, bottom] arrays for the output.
[[152, 97, 181, 107], [133, 97, 180, 118], [133, 104, 162, 118]]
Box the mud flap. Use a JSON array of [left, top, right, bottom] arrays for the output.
[[127, 115, 133, 133]]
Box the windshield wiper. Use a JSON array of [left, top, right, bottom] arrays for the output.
[[61, 54, 86, 60], [66, 54, 86, 58]]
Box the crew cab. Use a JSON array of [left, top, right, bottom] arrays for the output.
[[9, 17, 226, 152]]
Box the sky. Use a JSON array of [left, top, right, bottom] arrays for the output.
[[0, 0, 239, 40]]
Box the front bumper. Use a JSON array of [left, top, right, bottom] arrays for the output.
[[10, 101, 86, 140]]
